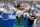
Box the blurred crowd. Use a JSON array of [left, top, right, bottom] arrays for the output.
[[0, 0, 40, 27], [0, 0, 40, 13]]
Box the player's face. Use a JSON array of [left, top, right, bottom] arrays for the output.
[[20, 4, 24, 10]]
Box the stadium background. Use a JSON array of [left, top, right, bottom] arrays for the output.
[[0, 0, 40, 27]]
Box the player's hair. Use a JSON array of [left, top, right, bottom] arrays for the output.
[[17, 3, 21, 8]]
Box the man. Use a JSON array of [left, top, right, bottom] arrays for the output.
[[13, 3, 29, 27], [28, 13, 36, 27], [13, 3, 35, 27], [28, 6, 37, 27]]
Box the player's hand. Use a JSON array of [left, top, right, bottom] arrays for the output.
[[23, 8, 29, 11], [36, 15, 39, 18], [23, 9, 29, 13]]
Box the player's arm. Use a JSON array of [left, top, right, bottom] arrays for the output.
[[23, 9, 29, 13], [25, 13, 34, 20], [28, 16, 34, 20]]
